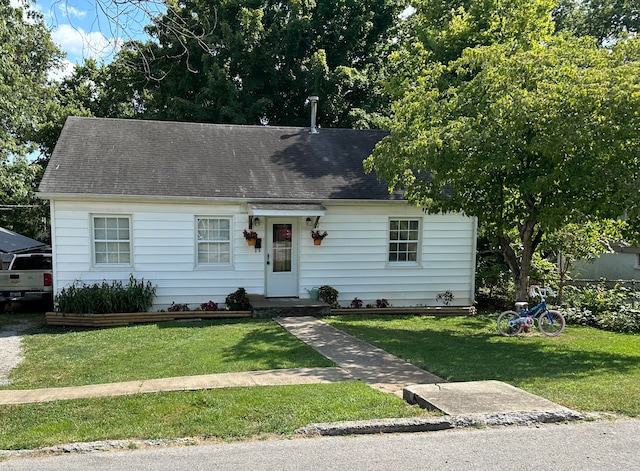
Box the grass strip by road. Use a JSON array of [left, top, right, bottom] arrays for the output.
[[0, 382, 428, 450], [324, 314, 640, 416], [3, 317, 333, 389]]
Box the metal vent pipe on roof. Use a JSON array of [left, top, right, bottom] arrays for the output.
[[308, 96, 319, 134]]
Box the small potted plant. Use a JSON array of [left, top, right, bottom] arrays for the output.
[[311, 230, 328, 245], [243, 229, 258, 246]]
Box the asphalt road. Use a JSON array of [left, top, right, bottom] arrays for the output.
[[2, 419, 638, 471]]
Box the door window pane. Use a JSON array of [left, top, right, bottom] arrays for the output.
[[273, 224, 292, 272]]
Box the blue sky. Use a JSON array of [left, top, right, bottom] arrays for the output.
[[21, 0, 161, 78]]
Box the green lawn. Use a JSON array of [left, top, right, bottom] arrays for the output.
[[2, 317, 334, 389], [324, 314, 640, 416], [0, 383, 423, 450], [2, 312, 639, 450], [0, 314, 428, 449]]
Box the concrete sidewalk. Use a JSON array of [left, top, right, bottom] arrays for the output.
[[0, 367, 354, 405]]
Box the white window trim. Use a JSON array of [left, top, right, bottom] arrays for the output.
[[91, 214, 133, 268], [386, 217, 422, 267], [195, 216, 233, 268]]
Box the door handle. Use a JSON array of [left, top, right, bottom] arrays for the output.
[[266, 254, 270, 265]]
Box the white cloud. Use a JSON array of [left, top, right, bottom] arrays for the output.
[[58, 4, 88, 19], [52, 23, 121, 62], [48, 58, 76, 82]]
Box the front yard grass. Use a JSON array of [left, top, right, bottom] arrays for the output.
[[324, 314, 640, 417], [0, 315, 428, 450], [3, 312, 639, 450], [2, 318, 334, 389], [0, 383, 424, 450]]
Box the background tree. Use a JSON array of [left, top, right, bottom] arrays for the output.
[[367, 36, 640, 301], [103, 0, 402, 127], [553, 0, 639, 44], [0, 0, 62, 160], [382, 0, 556, 102], [0, 0, 63, 239]]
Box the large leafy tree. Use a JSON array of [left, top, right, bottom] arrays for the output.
[[0, 0, 62, 160], [553, 0, 639, 44], [382, 0, 556, 102], [104, 0, 402, 127], [0, 0, 62, 239], [366, 36, 640, 300]]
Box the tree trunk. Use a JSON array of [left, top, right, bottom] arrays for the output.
[[499, 220, 543, 303]]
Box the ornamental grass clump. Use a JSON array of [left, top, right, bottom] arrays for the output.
[[56, 275, 156, 314]]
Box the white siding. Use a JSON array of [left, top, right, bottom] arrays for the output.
[[298, 205, 476, 307], [49, 199, 477, 310]]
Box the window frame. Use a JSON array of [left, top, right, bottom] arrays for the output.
[[91, 215, 132, 267], [195, 216, 232, 267], [387, 218, 422, 265]]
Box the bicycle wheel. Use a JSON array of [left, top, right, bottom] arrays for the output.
[[497, 310, 523, 336], [538, 310, 565, 336]]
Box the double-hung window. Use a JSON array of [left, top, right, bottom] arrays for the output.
[[388, 219, 420, 263], [93, 216, 131, 265], [197, 218, 231, 265]]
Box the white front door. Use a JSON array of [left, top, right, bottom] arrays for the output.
[[265, 218, 299, 297]]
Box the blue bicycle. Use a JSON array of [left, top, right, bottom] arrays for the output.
[[497, 286, 565, 337]]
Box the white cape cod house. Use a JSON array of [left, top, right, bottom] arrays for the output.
[[38, 116, 477, 311]]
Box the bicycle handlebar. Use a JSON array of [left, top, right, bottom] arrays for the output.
[[529, 285, 556, 300]]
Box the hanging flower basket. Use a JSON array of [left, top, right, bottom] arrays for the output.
[[243, 229, 257, 246], [311, 230, 328, 245]]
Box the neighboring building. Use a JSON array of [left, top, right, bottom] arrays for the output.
[[571, 245, 640, 281], [37, 116, 477, 310]]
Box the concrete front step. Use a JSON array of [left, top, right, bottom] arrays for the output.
[[248, 295, 331, 318], [403, 380, 583, 419]]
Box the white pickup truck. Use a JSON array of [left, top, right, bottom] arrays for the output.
[[0, 253, 53, 313]]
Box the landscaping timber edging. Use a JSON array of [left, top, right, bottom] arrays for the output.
[[46, 305, 476, 327], [329, 306, 476, 316], [45, 310, 252, 327]]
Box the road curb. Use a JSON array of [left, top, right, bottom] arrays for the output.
[[296, 417, 455, 436], [296, 410, 584, 436]]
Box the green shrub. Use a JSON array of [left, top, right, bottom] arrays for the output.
[[56, 275, 156, 314], [225, 287, 250, 311], [597, 307, 640, 333], [318, 285, 340, 308], [560, 283, 640, 333], [561, 307, 598, 327]]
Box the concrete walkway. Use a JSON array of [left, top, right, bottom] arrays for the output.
[[274, 316, 444, 394]]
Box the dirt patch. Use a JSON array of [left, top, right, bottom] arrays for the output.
[[0, 322, 33, 386]]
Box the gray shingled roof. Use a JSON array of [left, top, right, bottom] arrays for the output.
[[39, 117, 401, 201]]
